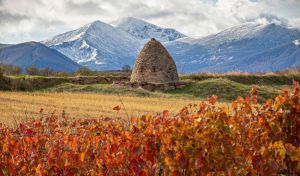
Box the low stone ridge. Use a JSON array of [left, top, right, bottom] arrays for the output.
[[113, 81, 187, 91], [70, 76, 129, 85], [0, 76, 130, 91]]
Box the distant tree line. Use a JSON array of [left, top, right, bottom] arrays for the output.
[[0, 64, 22, 76], [0, 64, 132, 77], [0, 64, 67, 76]]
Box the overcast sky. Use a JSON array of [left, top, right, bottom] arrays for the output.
[[1, 0, 300, 44]]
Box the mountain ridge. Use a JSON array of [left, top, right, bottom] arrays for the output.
[[115, 17, 186, 42], [44, 20, 142, 70], [4, 17, 298, 73], [0, 41, 81, 72], [165, 22, 300, 73]]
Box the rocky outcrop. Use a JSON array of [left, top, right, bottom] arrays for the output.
[[113, 81, 187, 91], [70, 76, 129, 85]]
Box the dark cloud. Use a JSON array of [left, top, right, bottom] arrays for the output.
[[258, 13, 289, 25], [65, 1, 105, 15], [0, 11, 29, 25], [0, 10, 64, 27], [141, 10, 174, 20]]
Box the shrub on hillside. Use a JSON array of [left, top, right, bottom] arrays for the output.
[[0, 82, 299, 175], [26, 65, 39, 75], [122, 64, 131, 72], [12, 66, 21, 75], [0, 64, 22, 75], [76, 67, 95, 76], [10, 79, 33, 91], [0, 67, 3, 78], [39, 67, 53, 76], [54, 71, 72, 77]]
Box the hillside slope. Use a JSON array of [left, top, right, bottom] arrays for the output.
[[0, 42, 81, 72]]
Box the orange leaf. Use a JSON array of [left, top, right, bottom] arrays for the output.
[[131, 116, 136, 123], [222, 106, 229, 115], [10, 140, 16, 146], [3, 143, 8, 152], [25, 136, 32, 143], [209, 95, 218, 105], [264, 99, 273, 108], [31, 137, 38, 143], [163, 110, 169, 118], [250, 86, 258, 96], [232, 100, 238, 110], [237, 96, 244, 103], [80, 152, 85, 162], [35, 164, 42, 175]]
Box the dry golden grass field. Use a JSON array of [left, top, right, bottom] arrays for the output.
[[0, 91, 217, 126]]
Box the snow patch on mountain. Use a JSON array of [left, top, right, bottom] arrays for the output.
[[79, 40, 89, 49], [43, 18, 300, 73], [115, 17, 186, 42], [294, 40, 300, 46], [166, 22, 300, 73], [44, 20, 142, 70]]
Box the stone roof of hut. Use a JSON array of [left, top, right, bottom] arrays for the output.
[[130, 38, 179, 84]]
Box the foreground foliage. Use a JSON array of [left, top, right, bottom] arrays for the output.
[[0, 82, 300, 175]]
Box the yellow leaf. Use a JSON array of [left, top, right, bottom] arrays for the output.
[[232, 101, 238, 110], [258, 117, 264, 127], [165, 157, 171, 166], [3, 143, 8, 152], [222, 106, 229, 115], [96, 158, 102, 168], [35, 164, 42, 175], [64, 159, 69, 167], [80, 152, 85, 162], [272, 141, 286, 160]]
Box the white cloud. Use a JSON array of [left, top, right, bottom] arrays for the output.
[[0, 0, 299, 43]]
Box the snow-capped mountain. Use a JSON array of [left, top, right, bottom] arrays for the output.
[[115, 17, 186, 42], [44, 18, 300, 73], [0, 42, 81, 72], [166, 22, 300, 72], [44, 20, 142, 70]]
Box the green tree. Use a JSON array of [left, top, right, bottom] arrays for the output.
[[26, 65, 39, 75], [10, 66, 22, 75], [122, 65, 131, 72], [40, 67, 53, 76], [0, 64, 21, 75], [76, 67, 94, 76], [55, 71, 70, 77], [0, 66, 3, 78]]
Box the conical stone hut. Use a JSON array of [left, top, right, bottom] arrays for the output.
[[130, 38, 179, 87]]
